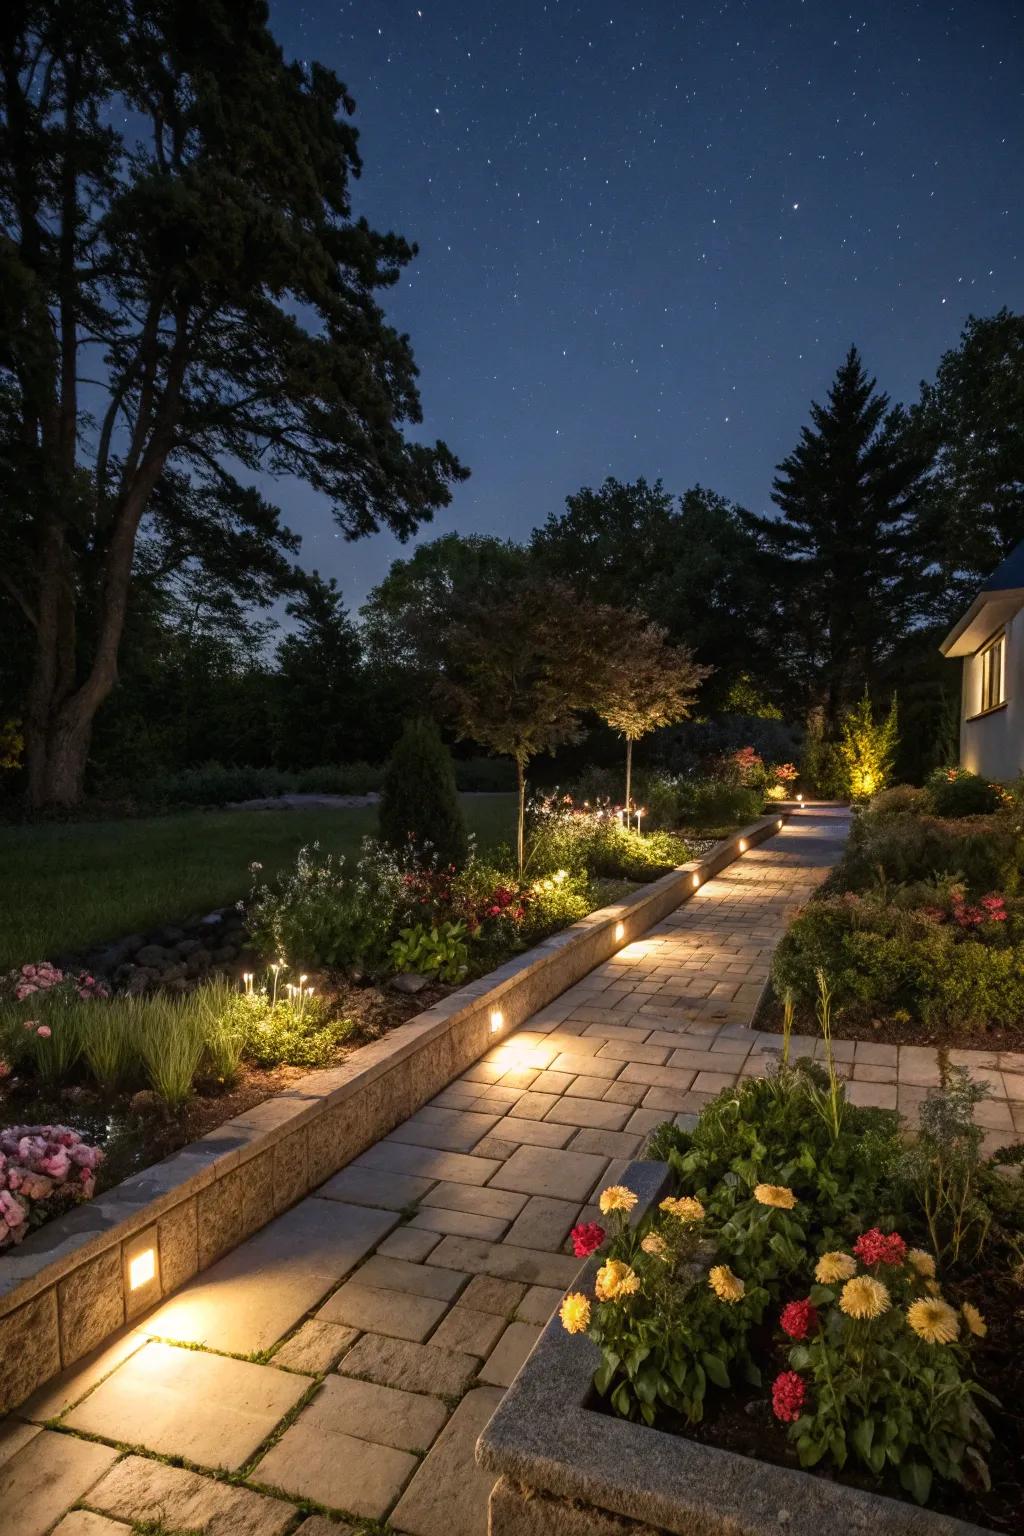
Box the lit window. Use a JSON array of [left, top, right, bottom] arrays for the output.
[[980, 632, 1006, 713]]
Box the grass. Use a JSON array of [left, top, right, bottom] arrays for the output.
[[0, 794, 517, 969]]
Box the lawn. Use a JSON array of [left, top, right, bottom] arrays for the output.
[[0, 794, 517, 969]]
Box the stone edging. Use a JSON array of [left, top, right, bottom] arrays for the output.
[[0, 812, 788, 1415], [477, 1160, 986, 1536]]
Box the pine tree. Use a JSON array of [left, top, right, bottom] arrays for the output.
[[379, 719, 468, 868], [745, 348, 930, 727]]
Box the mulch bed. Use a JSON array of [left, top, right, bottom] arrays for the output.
[[756, 991, 1024, 1053]]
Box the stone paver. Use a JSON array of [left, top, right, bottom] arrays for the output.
[[88, 1454, 295, 1536], [2, 1431, 118, 1536], [65, 1341, 306, 1469], [296, 1373, 448, 1453], [478, 1320, 542, 1386], [254, 1419, 416, 1520], [272, 1318, 359, 1373], [140, 1197, 396, 1353], [389, 1386, 505, 1536], [317, 1279, 449, 1340], [340, 1332, 478, 1396], [51, 1515, 124, 1536]]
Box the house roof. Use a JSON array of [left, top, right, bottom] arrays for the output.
[[940, 538, 1024, 657]]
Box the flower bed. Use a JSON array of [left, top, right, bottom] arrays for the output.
[[768, 774, 1024, 1045], [521, 1055, 1023, 1531]]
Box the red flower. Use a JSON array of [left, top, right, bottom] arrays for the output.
[[772, 1371, 806, 1423], [779, 1298, 819, 1341], [570, 1221, 606, 1258], [853, 1228, 907, 1267]]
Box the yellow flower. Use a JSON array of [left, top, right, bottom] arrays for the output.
[[907, 1248, 936, 1279], [925, 1279, 943, 1297], [961, 1302, 987, 1339], [708, 1264, 745, 1303], [659, 1196, 705, 1222], [595, 1259, 641, 1302], [907, 1298, 960, 1345], [599, 1185, 638, 1216], [559, 1292, 591, 1334], [753, 1183, 797, 1210], [838, 1275, 891, 1320], [640, 1232, 669, 1261], [814, 1250, 857, 1285]]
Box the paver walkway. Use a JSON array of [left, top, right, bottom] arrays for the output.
[[4, 807, 1021, 1536]]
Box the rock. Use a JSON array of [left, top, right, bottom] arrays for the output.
[[212, 944, 237, 962], [155, 925, 186, 945], [199, 911, 224, 926], [60, 1086, 99, 1107], [135, 943, 175, 967], [158, 963, 188, 983], [125, 968, 157, 996], [391, 972, 428, 995], [175, 937, 204, 957], [129, 1090, 162, 1115]]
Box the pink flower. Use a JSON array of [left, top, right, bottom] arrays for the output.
[[0, 1061, 10, 1080], [779, 1298, 819, 1341], [854, 1228, 907, 1267], [772, 1370, 806, 1423], [570, 1221, 606, 1258], [35, 1024, 51, 1039]]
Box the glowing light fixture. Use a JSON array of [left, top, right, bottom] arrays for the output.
[[797, 793, 804, 803], [777, 819, 784, 829], [614, 922, 625, 942], [129, 1247, 156, 1291], [692, 873, 700, 889], [490, 1009, 504, 1033], [738, 838, 747, 852]]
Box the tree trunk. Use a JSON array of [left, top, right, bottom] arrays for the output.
[[515, 755, 526, 877], [624, 737, 633, 811], [29, 711, 93, 807]]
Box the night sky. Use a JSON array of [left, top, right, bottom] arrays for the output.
[[266, 0, 1024, 610]]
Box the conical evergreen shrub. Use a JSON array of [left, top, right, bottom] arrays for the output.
[[379, 718, 469, 867]]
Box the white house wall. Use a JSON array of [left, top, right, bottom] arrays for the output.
[[960, 608, 1024, 781]]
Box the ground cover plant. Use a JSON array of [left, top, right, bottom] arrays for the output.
[[770, 771, 1024, 1041], [561, 1043, 1024, 1527]]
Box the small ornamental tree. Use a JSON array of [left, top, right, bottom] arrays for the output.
[[379, 718, 468, 868], [837, 691, 899, 802], [598, 619, 711, 809], [435, 577, 614, 874]]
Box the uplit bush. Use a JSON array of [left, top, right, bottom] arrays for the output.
[[840, 810, 1019, 896], [925, 766, 1002, 819], [676, 778, 762, 828], [245, 839, 404, 971], [525, 793, 690, 881]]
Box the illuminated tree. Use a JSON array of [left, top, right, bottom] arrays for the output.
[[837, 692, 899, 802], [598, 619, 711, 809]]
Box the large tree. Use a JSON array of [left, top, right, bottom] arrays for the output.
[[913, 309, 1024, 616], [274, 574, 365, 768], [0, 0, 465, 806], [745, 347, 931, 727]]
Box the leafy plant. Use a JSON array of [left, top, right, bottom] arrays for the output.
[[195, 978, 249, 1086], [895, 1068, 999, 1265], [926, 766, 1002, 818], [136, 996, 207, 1111], [837, 691, 899, 802], [245, 839, 404, 971], [80, 1003, 136, 1093], [389, 921, 469, 984]]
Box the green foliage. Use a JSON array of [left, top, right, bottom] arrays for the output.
[[389, 921, 470, 984], [225, 992, 353, 1068], [245, 840, 404, 971], [519, 872, 592, 943], [525, 795, 691, 882], [799, 707, 846, 799], [677, 778, 762, 828], [925, 767, 1002, 818], [837, 692, 899, 802], [867, 783, 929, 817], [379, 719, 469, 867], [840, 808, 1018, 895], [136, 997, 207, 1112], [81, 1005, 136, 1093]]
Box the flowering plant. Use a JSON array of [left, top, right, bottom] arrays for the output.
[[559, 1184, 768, 1426], [0, 1125, 104, 1250], [774, 1233, 995, 1505], [7, 962, 109, 1004]]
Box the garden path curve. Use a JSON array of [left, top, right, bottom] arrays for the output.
[[6, 807, 1022, 1536]]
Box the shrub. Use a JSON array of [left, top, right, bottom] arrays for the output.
[[0, 1125, 104, 1249], [245, 839, 404, 971], [295, 762, 383, 795], [676, 778, 762, 828], [519, 870, 592, 942], [840, 810, 1019, 896], [379, 719, 469, 868], [837, 692, 898, 801], [150, 762, 298, 806], [867, 783, 928, 817], [526, 795, 691, 882], [926, 766, 1002, 818], [452, 756, 516, 792]]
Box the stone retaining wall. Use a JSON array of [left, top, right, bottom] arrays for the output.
[[0, 814, 788, 1415]]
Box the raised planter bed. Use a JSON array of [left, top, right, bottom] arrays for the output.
[[477, 1160, 987, 1536], [0, 813, 789, 1415]]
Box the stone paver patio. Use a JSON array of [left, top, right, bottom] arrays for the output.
[[4, 806, 1022, 1536]]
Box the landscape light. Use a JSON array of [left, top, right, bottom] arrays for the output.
[[490, 1009, 504, 1033], [129, 1247, 156, 1291], [615, 922, 625, 942], [692, 874, 700, 888], [738, 838, 747, 852], [797, 793, 804, 803], [777, 819, 784, 829]]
